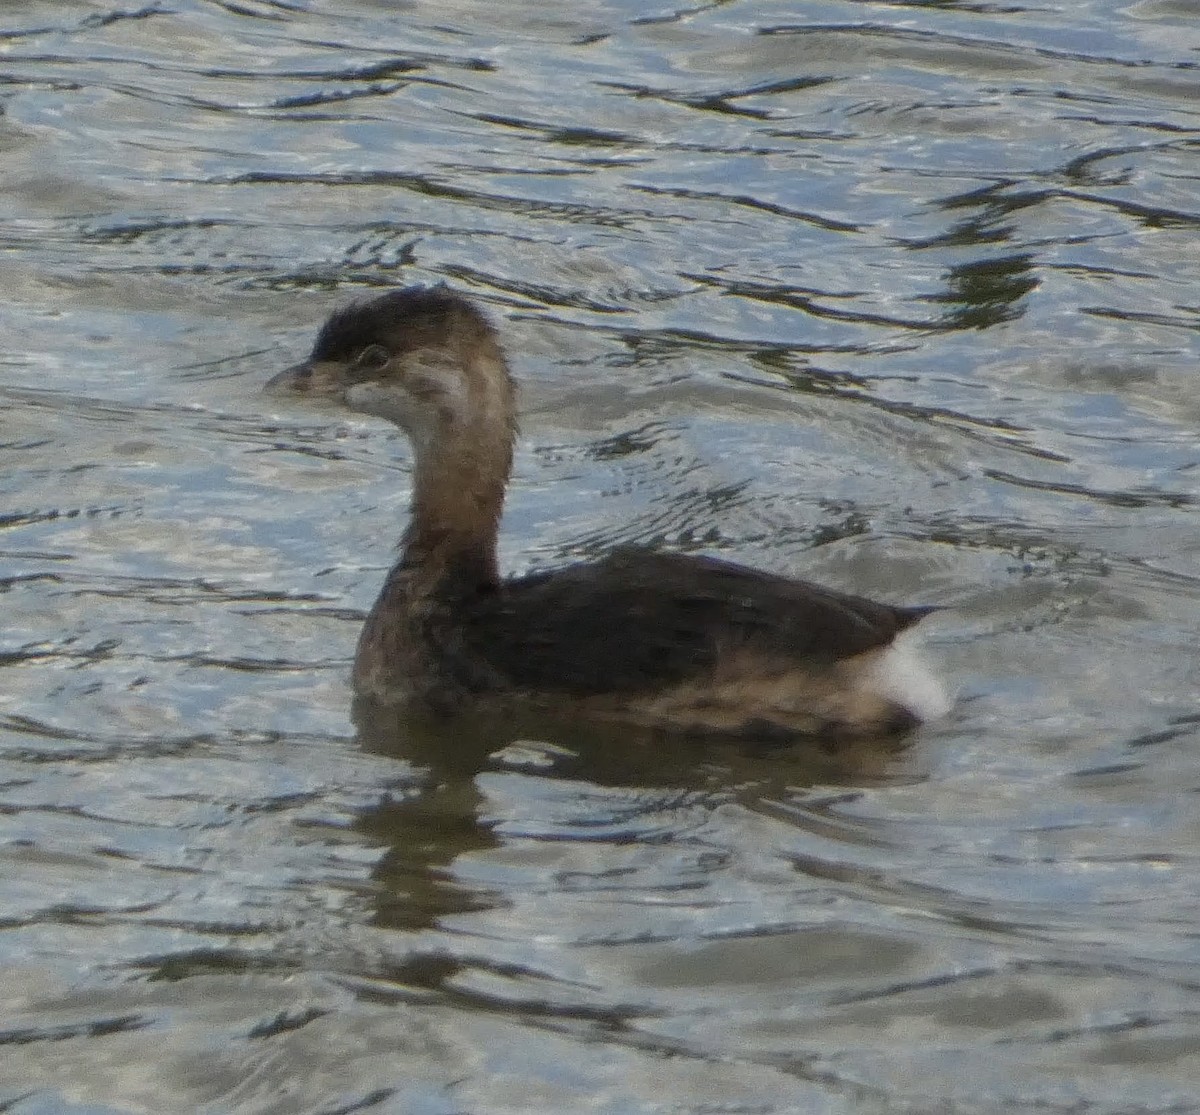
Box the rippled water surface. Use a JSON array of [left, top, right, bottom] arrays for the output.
[[2, 1, 1200, 1111]]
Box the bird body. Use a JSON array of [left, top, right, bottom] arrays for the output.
[[267, 286, 947, 738]]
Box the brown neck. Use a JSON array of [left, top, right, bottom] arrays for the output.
[[399, 427, 512, 597]]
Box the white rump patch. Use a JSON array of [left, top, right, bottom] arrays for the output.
[[860, 633, 952, 723]]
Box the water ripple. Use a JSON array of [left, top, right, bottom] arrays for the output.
[[2, 0, 1200, 1111]]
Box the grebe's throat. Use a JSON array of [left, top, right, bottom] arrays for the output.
[[400, 411, 514, 593]]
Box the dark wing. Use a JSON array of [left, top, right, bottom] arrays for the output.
[[462, 548, 932, 696]]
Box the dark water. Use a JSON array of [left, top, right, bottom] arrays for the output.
[[2, 1, 1200, 1111]]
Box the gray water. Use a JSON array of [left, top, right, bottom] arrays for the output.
[[2, 1, 1200, 1112]]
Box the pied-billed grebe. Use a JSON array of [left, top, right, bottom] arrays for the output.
[[267, 286, 948, 738]]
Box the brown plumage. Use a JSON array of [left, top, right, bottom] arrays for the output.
[[267, 285, 946, 738]]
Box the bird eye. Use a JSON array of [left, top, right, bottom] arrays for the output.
[[354, 344, 390, 372]]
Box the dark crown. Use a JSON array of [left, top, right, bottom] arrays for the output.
[[311, 285, 493, 363]]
